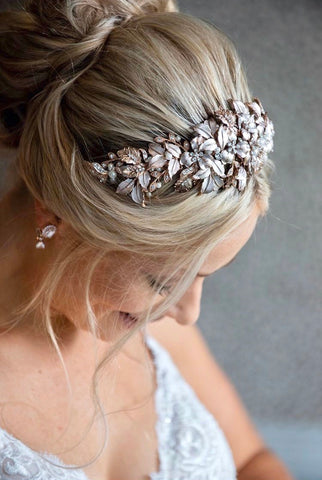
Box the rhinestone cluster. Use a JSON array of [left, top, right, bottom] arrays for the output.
[[35, 225, 57, 249], [83, 97, 274, 207]]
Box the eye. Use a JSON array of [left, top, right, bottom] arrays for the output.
[[146, 275, 173, 296]]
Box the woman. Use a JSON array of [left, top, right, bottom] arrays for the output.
[[0, 0, 294, 479]]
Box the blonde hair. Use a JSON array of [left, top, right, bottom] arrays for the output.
[[0, 0, 275, 470]]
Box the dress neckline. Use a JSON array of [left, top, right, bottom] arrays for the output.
[[0, 332, 163, 480]]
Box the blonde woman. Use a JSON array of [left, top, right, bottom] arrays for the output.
[[0, 0, 294, 479]]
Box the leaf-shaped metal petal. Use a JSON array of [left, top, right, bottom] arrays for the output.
[[194, 121, 212, 138], [149, 155, 168, 168], [138, 171, 151, 189], [200, 138, 217, 152], [91, 162, 108, 176], [252, 97, 265, 115], [153, 136, 168, 144], [221, 150, 235, 163], [42, 225, 57, 239], [139, 148, 148, 160], [201, 153, 216, 165], [265, 120, 275, 138], [117, 147, 141, 164], [120, 165, 137, 178], [213, 175, 225, 188], [180, 151, 193, 167], [226, 165, 234, 176], [232, 100, 249, 115], [131, 182, 143, 204], [217, 126, 229, 149], [148, 143, 164, 156], [208, 117, 219, 135], [164, 150, 172, 161], [228, 130, 237, 143], [201, 175, 216, 193], [256, 124, 265, 137], [248, 101, 262, 117], [168, 157, 181, 179], [190, 136, 202, 150], [236, 166, 247, 191], [116, 178, 135, 195], [235, 141, 251, 158], [193, 168, 211, 180], [166, 142, 181, 158], [212, 160, 226, 177]]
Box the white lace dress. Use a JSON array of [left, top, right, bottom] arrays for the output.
[[0, 334, 237, 480]]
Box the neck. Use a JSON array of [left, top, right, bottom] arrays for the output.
[[0, 179, 50, 339], [0, 178, 145, 358]]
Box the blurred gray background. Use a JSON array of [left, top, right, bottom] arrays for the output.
[[0, 0, 321, 479], [178, 1, 321, 479]]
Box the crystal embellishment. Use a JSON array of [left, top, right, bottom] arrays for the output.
[[83, 97, 274, 207], [42, 225, 57, 239], [35, 225, 57, 249]]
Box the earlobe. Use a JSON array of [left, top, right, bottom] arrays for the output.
[[34, 198, 61, 226]]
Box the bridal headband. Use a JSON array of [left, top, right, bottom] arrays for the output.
[[83, 97, 274, 208]]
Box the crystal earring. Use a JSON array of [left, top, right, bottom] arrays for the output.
[[35, 224, 57, 249]]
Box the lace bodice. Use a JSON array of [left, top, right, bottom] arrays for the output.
[[0, 333, 236, 480]]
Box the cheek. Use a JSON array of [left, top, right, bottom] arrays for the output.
[[89, 267, 157, 314]]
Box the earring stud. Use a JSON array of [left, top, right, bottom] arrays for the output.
[[35, 224, 57, 249]]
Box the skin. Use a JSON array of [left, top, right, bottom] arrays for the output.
[[0, 183, 262, 347], [0, 183, 262, 406], [164, 203, 261, 326], [0, 182, 263, 476]]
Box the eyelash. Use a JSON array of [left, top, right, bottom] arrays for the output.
[[147, 276, 173, 296]]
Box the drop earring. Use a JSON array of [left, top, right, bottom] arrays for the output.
[[35, 224, 57, 249]]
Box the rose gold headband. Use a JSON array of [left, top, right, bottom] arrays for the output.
[[83, 97, 274, 207]]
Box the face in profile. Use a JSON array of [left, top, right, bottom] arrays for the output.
[[161, 201, 262, 326], [52, 201, 261, 340]]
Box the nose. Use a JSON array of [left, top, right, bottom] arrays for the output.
[[167, 277, 204, 326]]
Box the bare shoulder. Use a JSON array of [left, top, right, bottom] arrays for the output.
[[146, 317, 266, 473]]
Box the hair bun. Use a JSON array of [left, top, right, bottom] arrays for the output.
[[0, 0, 179, 147]]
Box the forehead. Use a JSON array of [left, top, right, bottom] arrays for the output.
[[105, 202, 261, 276], [200, 203, 261, 275]]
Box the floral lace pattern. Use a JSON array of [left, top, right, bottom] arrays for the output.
[[0, 430, 88, 480], [0, 334, 236, 480], [145, 334, 236, 480]]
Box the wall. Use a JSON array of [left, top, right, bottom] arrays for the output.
[[180, 1, 321, 478]]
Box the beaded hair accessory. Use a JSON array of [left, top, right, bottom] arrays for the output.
[[83, 97, 274, 207]]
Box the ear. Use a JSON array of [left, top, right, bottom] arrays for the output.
[[34, 198, 62, 228]]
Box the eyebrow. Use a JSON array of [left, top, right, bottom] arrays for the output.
[[196, 253, 239, 277]]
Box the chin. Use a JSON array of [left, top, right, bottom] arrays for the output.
[[175, 317, 198, 326]]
